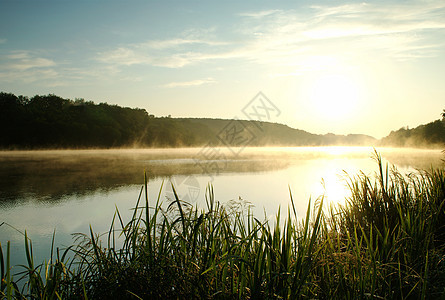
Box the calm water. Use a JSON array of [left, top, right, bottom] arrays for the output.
[[0, 146, 443, 268]]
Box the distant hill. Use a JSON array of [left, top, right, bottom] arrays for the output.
[[167, 118, 376, 147], [0, 92, 378, 149], [380, 118, 445, 148]]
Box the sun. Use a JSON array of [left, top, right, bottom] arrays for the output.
[[308, 73, 362, 121]]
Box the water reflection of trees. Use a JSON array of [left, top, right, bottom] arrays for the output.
[[0, 150, 289, 204], [0, 148, 441, 205]]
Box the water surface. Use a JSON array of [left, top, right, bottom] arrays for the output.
[[0, 146, 442, 268]]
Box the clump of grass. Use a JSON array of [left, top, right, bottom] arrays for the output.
[[345, 151, 444, 298], [314, 150, 445, 299], [1, 151, 444, 299], [1, 231, 77, 300], [66, 175, 326, 299]]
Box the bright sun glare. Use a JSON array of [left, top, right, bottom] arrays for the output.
[[308, 74, 362, 121]]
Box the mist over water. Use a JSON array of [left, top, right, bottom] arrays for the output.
[[0, 146, 443, 267]]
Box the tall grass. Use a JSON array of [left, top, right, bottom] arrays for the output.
[[1, 151, 444, 299], [315, 151, 445, 299]]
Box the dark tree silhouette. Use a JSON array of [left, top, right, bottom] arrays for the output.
[[0, 92, 154, 148], [6, 91, 444, 149]]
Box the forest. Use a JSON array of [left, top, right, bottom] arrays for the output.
[[0, 92, 443, 149], [380, 116, 445, 147], [0, 93, 152, 148]]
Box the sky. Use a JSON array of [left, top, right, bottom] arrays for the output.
[[1, 0, 444, 138]]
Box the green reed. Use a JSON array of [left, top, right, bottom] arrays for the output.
[[1, 151, 444, 299]]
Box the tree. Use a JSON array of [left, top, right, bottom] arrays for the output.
[[442, 109, 445, 119]]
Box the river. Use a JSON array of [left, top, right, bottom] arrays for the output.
[[0, 146, 443, 269]]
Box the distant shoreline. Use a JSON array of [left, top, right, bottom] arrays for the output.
[[1, 92, 444, 150], [1, 144, 444, 152]]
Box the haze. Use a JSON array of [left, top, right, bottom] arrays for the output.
[[1, 1, 444, 138]]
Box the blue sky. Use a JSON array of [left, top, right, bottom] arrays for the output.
[[1, 0, 444, 138]]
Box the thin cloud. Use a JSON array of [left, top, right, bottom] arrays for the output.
[[0, 50, 121, 86], [146, 38, 227, 49], [238, 1, 445, 63], [97, 40, 234, 68], [97, 0, 445, 72], [306, 1, 445, 38], [97, 47, 152, 66], [162, 77, 216, 88], [238, 9, 281, 18], [4, 50, 56, 70], [0, 50, 59, 84], [0, 67, 58, 84]]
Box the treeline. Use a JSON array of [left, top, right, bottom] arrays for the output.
[[0, 92, 153, 148], [1, 91, 444, 149], [0, 93, 241, 148], [0, 92, 378, 149], [380, 117, 445, 147]]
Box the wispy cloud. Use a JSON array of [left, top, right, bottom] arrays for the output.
[[96, 1, 445, 73], [305, 2, 445, 39], [97, 38, 234, 68], [145, 38, 227, 50], [238, 10, 280, 18], [4, 50, 56, 70], [233, 1, 445, 66], [162, 77, 216, 88], [97, 47, 152, 66], [97, 26, 228, 68], [0, 50, 59, 84], [1, 1, 444, 89], [0, 66, 59, 84], [0, 50, 122, 86]]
